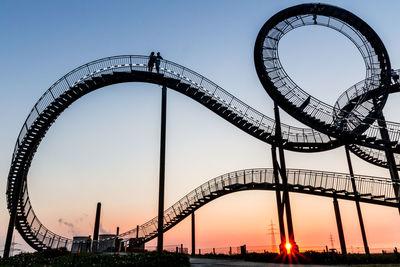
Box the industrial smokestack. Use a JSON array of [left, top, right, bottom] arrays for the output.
[[93, 202, 101, 241]]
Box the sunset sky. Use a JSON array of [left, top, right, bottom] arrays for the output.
[[1, 0, 400, 255]]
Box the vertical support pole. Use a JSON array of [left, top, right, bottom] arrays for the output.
[[271, 145, 286, 246], [345, 145, 369, 255], [376, 115, 400, 204], [4, 174, 25, 258], [93, 202, 101, 252], [333, 196, 347, 254], [93, 202, 101, 240], [371, 100, 400, 211], [157, 85, 167, 253], [273, 103, 296, 249], [56, 237, 61, 249], [3, 165, 27, 259], [115, 226, 120, 251], [191, 212, 195, 255], [136, 225, 139, 239]]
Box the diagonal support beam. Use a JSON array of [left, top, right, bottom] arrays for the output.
[[333, 196, 347, 254], [273, 103, 296, 249], [272, 145, 286, 245], [345, 145, 370, 255]]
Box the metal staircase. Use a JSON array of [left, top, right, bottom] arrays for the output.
[[118, 168, 400, 244], [7, 56, 400, 251], [254, 3, 391, 145]]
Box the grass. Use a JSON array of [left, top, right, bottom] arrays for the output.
[[0, 249, 190, 267]]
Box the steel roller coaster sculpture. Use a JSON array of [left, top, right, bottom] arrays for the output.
[[4, 3, 400, 258]]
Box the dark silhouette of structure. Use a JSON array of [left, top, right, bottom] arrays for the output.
[[157, 85, 167, 253], [92, 202, 101, 252], [4, 3, 400, 258], [333, 197, 346, 254], [191, 212, 195, 255]]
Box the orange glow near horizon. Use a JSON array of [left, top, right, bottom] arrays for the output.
[[29, 190, 400, 254]]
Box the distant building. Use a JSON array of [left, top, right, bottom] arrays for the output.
[[98, 234, 116, 252], [120, 238, 145, 252], [71, 236, 92, 253]]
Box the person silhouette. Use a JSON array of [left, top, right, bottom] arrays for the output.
[[148, 52, 155, 72], [391, 69, 399, 84], [155, 52, 163, 74]]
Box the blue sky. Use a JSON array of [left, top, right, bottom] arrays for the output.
[[1, 0, 400, 254]]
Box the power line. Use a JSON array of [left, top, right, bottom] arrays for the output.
[[329, 232, 335, 250], [267, 220, 278, 253]]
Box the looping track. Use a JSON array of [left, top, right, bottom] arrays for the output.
[[6, 3, 400, 251], [254, 3, 391, 137]]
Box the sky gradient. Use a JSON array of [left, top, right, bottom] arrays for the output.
[[1, 0, 400, 254]]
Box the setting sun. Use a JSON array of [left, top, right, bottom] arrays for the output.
[[285, 242, 292, 253]]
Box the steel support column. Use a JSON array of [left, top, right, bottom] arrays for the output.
[[4, 172, 25, 258], [115, 226, 120, 251], [345, 145, 369, 255], [376, 115, 400, 205], [157, 85, 167, 253], [271, 145, 286, 246], [191, 212, 195, 255], [93, 202, 101, 241], [93, 202, 101, 252], [333, 196, 347, 254], [273, 103, 296, 248]]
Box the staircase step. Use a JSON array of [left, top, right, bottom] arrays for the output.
[[242, 122, 253, 129], [179, 83, 192, 92], [201, 95, 211, 103], [164, 78, 181, 88], [91, 77, 104, 85], [194, 91, 205, 99], [84, 80, 95, 88], [255, 129, 264, 136], [249, 126, 258, 132], [101, 74, 113, 83], [208, 99, 217, 106]]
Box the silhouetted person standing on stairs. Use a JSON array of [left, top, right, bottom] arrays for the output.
[[156, 52, 163, 74], [391, 69, 399, 84], [148, 52, 155, 72]]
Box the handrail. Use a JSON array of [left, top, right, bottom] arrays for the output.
[[12, 55, 337, 163], [256, 4, 391, 139], [8, 55, 339, 251], [7, 55, 400, 251], [117, 167, 399, 241]]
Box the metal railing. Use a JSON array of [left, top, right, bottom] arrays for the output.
[[12, 55, 339, 165], [261, 12, 389, 135], [8, 55, 400, 251], [9, 55, 341, 251], [118, 168, 399, 241], [349, 144, 400, 168]]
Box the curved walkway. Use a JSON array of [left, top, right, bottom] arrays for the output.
[[7, 55, 400, 251]]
